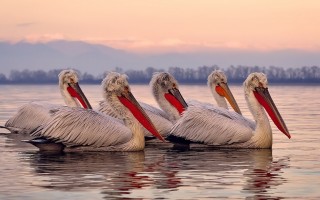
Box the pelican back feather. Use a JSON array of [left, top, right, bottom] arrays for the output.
[[99, 100, 172, 137], [98, 100, 120, 119], [139, 102, 173, 137], [31, 107, 132, 148], [4, 102, 59, 134], [169, 104, 254, 145]]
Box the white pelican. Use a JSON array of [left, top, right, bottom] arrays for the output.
[[26, 72, 165, 152], [206, 70, 242, 114], [0, 69, 92, 134], [149, 72, 188, 122], [186, 70, 253, 132], [167, 72, 291, 149], [98, 72, 188, 137]]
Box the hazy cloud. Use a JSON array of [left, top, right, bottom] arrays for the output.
[[23, 34, 66, 43], [16, 22, 36, 27], [83, 37, 319, 54], [3, 34, 320, 54]]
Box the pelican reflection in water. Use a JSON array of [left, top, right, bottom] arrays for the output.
[[20, 149, 289, 199]]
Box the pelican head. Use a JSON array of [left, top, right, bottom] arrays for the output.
[[244, 72, 291, 139], [207, 70, 242, 114], [58, 69, 92, 109], [102, 72, 164, 141], [150, 72, 188, 121]]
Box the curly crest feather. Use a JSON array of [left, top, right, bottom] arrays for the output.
[[102, 72, 130, 95], [58, 69, 79, 86], [207, 70, 227, 86]]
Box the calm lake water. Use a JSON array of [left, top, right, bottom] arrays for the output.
[[0, 84, 319, 199]]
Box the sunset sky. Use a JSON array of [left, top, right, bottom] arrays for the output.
[[1, 0, 320, 53]]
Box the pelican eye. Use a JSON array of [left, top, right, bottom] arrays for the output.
[[124, 86, 129, 92], [255, 86, 267, 92]]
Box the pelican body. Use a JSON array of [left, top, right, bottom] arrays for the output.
[[0, 69, 92, 134], [167, 72, 291, 149], [27, 72, 164, 152]]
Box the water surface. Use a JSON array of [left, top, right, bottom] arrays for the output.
[[0, 84, 319, 199]]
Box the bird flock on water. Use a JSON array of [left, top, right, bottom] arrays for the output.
[[0, 69, 291, 152]]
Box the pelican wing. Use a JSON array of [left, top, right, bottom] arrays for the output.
[[4, 102, 60, 134], [139, 102, 172, 136], [99, 100, 171, 120], [188, 100, 256, 129], [169, 105, 254, 145], [142, 111, 172, 137], [98, 100, 120, 118], [139, 102, 171, 121], [32, 107, 132, 148], [99, 100, 172, 137]]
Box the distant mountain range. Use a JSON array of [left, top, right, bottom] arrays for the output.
[[1, 40, 319, 76]]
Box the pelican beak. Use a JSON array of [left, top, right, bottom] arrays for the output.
[[165, 88, 188, 115], [215, 83, 242, 114], [118, 90, 165, 142], [67, 82, 92, 109], [254, 87, 291, 139]]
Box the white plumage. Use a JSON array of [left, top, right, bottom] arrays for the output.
[[167, 72, 291, 149], [32, 108, 133, 150], [28, 72, 164, 152], [1, 69, 91, 134]]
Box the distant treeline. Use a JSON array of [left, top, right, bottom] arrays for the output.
[[1, 65, 320, 84]]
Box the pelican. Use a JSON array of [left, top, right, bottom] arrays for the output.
[[186, 70, 243, 127], [26, 72, 165, 152], [98, 72, 188, 137], [206, 70, 242, 114], [167, 72, 291, 149], [0, 69, 92, 134], [184, 70, 253, 134], [149, 72, 188, 122]]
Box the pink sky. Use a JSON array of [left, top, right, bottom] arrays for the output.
[[1, 0, 320, 53]]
